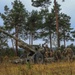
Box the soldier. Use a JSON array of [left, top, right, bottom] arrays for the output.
[[63, 47, 73, 61], [54, 48, 62, 61], [44, 45, 49, 58], [43, 45, 50, 63], [50, 50, 54, 57]]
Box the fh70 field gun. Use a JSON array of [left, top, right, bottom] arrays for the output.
[[0, 29, 47, 64]]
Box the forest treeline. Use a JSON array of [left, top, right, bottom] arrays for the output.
[[0, 0, 75, 56]]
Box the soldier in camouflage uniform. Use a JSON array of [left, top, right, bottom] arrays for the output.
[[50, 50, 54, 57], [63, 47, 73, 61], [54, 48, 62, 61], [44, 45, 49, 58], [44, 45, 50, 63]]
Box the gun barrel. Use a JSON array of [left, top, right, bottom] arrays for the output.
[[0, 28, 35, 53]]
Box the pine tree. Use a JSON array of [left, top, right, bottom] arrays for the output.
[[0, 0, 28, 56], [31, 0, 65, 48], [26, 10, 40, 45], [0, 26, 8, 49]]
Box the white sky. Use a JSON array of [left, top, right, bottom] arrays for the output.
[[0, 0, 75, 28], [0, 0, 75, 46]]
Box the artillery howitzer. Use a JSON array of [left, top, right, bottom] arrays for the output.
[[0, 29, 51, 64]]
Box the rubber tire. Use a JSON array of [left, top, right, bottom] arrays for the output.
[[34, 51, 44, 64]]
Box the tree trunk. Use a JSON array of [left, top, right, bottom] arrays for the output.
[[11, 38, 15, 49], [15, 26, 18, 56], [54, 0, 60, 48], [29, 35, 31, 45], [49, 28, 52, 50], [29, 32, 33, 45], [58, 32, 60, 47], [49, 33, 52, 50], [31, 32, 33, 45], [64, 31, 66, 48]]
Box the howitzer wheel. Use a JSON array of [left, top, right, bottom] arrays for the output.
[[34, 51, 44, 64]]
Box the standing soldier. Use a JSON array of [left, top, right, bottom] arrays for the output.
[[44, 45, 49, 58], [54, 48, 62, 61], [63, 47, 73, 61], [44, 45, 50, 63], [50, 50, 54, 57]]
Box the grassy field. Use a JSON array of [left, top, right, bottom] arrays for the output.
[[0, 61, 75, 75]]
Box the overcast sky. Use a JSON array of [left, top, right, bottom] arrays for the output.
[[0, 0, 75, 27], [0, 0, 75, 46]]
